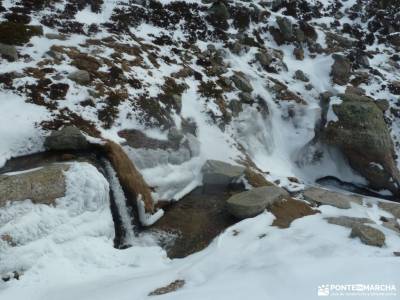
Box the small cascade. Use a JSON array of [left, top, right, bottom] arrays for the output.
[[103, 160, 136, 247]]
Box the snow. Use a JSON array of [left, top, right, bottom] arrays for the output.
[[1, 192, 400, 300]]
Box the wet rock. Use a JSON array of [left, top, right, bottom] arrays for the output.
[[350, 224, 385, 247], [202, 160, 245, 187], [0, 43, 17, 61], [331, 54, 352, 85], [0, 164, 69, 207], [150, 186, 237, 258], [231, 72, 253, 93], [68, 69, 91, 85], [294, 70, 309, 82], [325, 216, 374, 228], [303, 187, 362, 209], [44, 126, 90, 151], [0, 22, 42, 45], [227, 186, 289, 219], [323, 92, 400, 196]]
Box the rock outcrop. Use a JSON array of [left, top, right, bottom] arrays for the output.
[[322, 92, 400, 196], [0, 164, 69, 207]]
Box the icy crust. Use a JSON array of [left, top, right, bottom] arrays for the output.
[[0, 163, 112, 278]]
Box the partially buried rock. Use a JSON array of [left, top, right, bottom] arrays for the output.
[[325, 216, 374, 228], [44, 126, 90, 151], [378, 201, 400, 219], [68, 69, 90, 85], [227, 186, 289, 219], [0, 164, 69, 207], [303, 187, 362, 209], [350, 224, 385, 247]]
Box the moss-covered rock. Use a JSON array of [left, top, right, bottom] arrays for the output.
[[323, 92, 400, 196], [0, 22, 43, 45]]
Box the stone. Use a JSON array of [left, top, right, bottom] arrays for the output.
[[270, 198, 317, 228], [388, 33, 400, 47], [350, 224, 385, 247], [226, 186, 289, 219], [149, 280, 185, 296], [376, 99, 390, 112], [303, 187, 362, 209], [45, 33, 67, 40], [68, 69, 91, 85], [294, 70, 309, 82], [331, 54, 352, 85], [231, 72, 253, 93], [381, 218, 400, 234], [255, 51, 273, 69], [325, 216, 374, 228], [0, 43, 17, 61], [44, 126, 90, 151], [201, 160, 245, 187], [293, 47, 304, 60], [323, 93, 400, 196], [207, 2, 229, 29], [0, 164, 69, 207], [378, 201, 400, 219], [276, 16, 293, 41]]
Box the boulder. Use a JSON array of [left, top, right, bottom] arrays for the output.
[[226, 186, 289, 219], [68, 69, 91, 85], [231, 72, 253, 93], [325, 216, 374, 228], [323, 92, 400, 196], [44, 126, 91, 151], [331, 54, 351, 85], [202, 160, 245, 187], [255, 50, 273, 69], [0, 43, 17, 61], [0, 164, 69, 207], [207, 2, 230, 29], [389, 81, 400, 95], [303, 187, 362, 209], [294, 70, 309, 82], [350, 224, 385, 247]]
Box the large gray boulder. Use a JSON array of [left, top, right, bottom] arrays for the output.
[[202, 160, 245, 186], [350, 224, 385, 247], [0, 164, 69, 207], [226, 186, 289, 219], [68, 69, 91, 85], [303, 187, 362, 209], [44, 126, 91, 151], [323, 92, 400, 196]]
